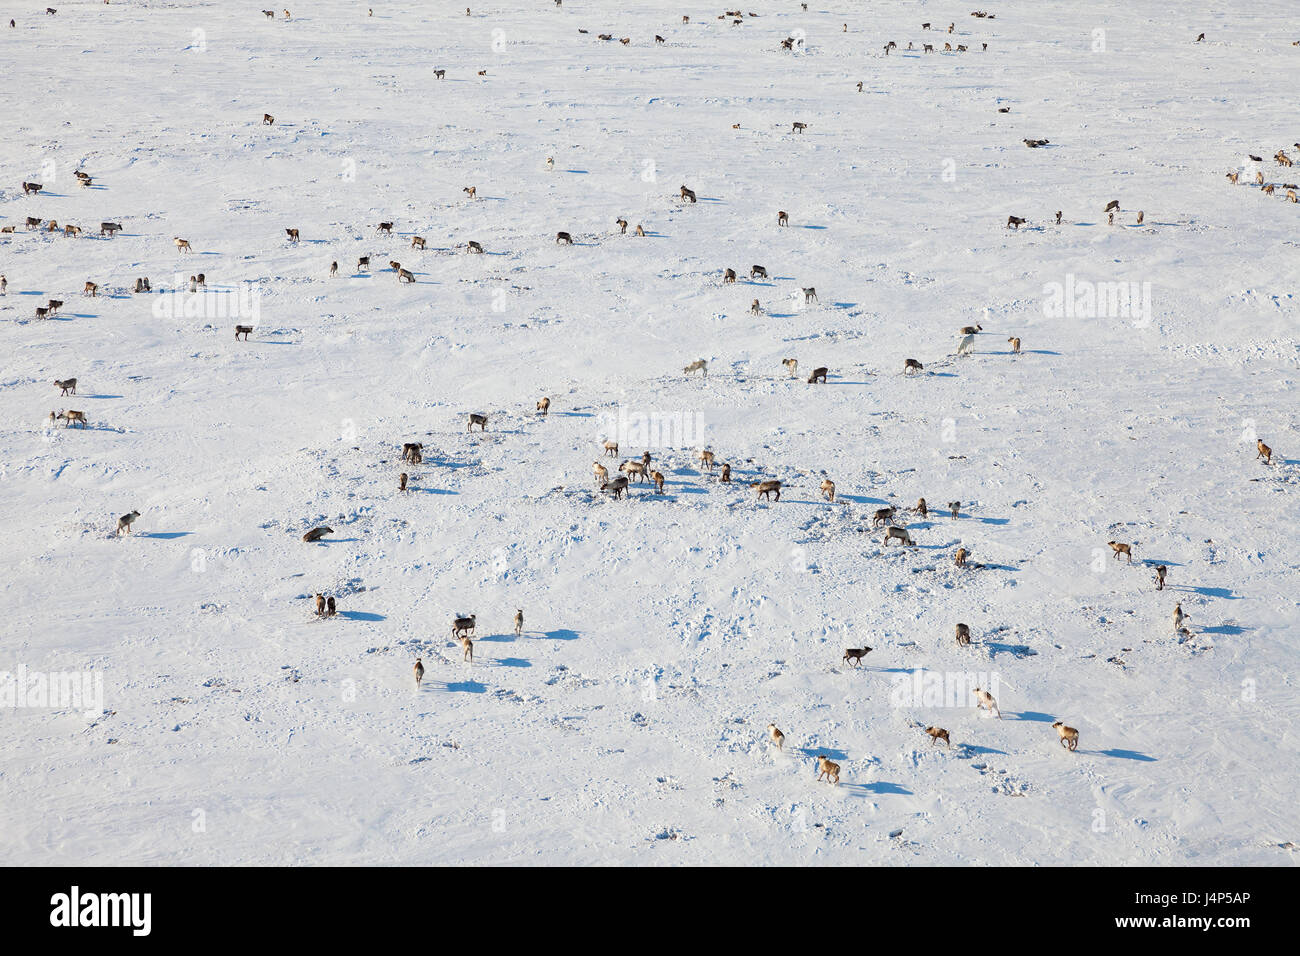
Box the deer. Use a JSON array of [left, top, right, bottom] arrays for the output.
[[377, 222, 393, 234], [452, 614, 477, 639], [101, 222, 123, 237], [925, 726, 951, 748], [302, 526, 332, 543], [791, 122, 807, 133], [751, 479, 781, 501], [782, 358, 799, 378], [697, 449, 716, 472], [234, 325, 254, 340], [883, 526, 914, 546], [601, 475, 630, 499], [593, 461, 609, 484], [468, 413, 488, 432], [768, 724, 785, 749], [843, 647, 872, 667], [807, 367, 828, 384], [467, 240, 484, 254], [536, 397, 550, 416], [1008, 336, 1021, 354], [619, 460, 649, 483], [411, 236, 426, 250], [1052, 721, 1079, 751], [684, 358, 708, 378], [1256, 438, 1272, 464], [174, 237, 192, 253], [1108, 540, 1133, 563], [974, 687, 1001, 718], [750, 265, 767, 279], [778, 210, 789, 226], [83, 281, 99, 297], [803, 287, 818, 303], [872, 507, 895, 528], [723, 268, 737, 283], [954, 547, 968, 568], [556, 231, 574, 244], [55, 378, 77, 396], [285, 228, 299, 243], [116, 510, 141, 534], [680, 185, 697, 203], [820, 479, 836, 502], [616, 218, 628, 234], [815, 756, 840, 785], [904, 359, 924, 375], [602, 440, 619, 458]]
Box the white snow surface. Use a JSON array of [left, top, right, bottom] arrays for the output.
[[1, 0, 1298, 865]]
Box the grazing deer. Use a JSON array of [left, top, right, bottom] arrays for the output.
[[462, 186, 477, 200], [750, 264, 767, 279], [656, 35, 665, 44], [684, 358, 708, 378], [434, 69, 445, 79], [467, 240, 484, 254], [64, 224, 82, 237], [652, 470, 665, 493], [468, 413, 488, 431], [820, 478, 836, 502], [925, 726, 950, 748], [1173, 603, 1186, 632], [778, 210, 789, 226], [843, 647, 872, 667], [619, 460, 649, 483], [904, 359, 923, 374], [816, 756, 840, 785], [536, 397, 550, 415], [401, 442, 423, 462], [116, 510, 141, 534], [914, 498, 928, 518], [389, 261, 401, 273], [974, 687, 1001, 718], [719, 463, 731, 483], [1108, 540, 1133, 563], [680, 185, 697, 203], [807, 366, 828, 384], [57, 409, 87, 428], [1007, 215, 1026, 229], [556, 231, 574, 244], [326, 596, 336, 616], [955, 623, 972, 646], [1256, 438, 1272, 464], [414, 659, 424, 688], [768, 724, 785, 749], [751, 479, 781, 501], [174, 237, 192, 253], [1052, 721, 1079, 751], [782, 358, 799, 378], [134, 276, 152, 292], [47, 299, 63, 314], [750, 299, 761, 315], [25, 217, 42, 230], [262, 113, 275, 125], [235, 325, 253, 340], [872, 507, 895, 527], [377, 222, 393, 234], [399, 472, 408, 492], [55, 378, 76, 395], [723, 268, 737, 283], [357, 256, 370, 271], [398, 268, 415, 283], [410, 236, 426, 250], [883, 526, 913, 546], [1277, 151, 1294, 167], [285, 228, 299, 242], [602, 440, 619, 458], [1226, 171, 1239, 184], [83, 281, 98, 297], [954, 547, 968, 567], [456, 635, 474, 662], [924, 44, 934, 53], [601, 475, 630, 499], [302, 527, 332, 543], [791, 122, 807, 133]]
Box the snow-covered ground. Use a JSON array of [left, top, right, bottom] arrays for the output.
[[2, 0, 1297, 865]]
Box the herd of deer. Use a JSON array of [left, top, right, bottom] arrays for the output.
[[1225, 147, 1300, 203], [13, 4, 1286, 803]]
